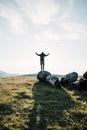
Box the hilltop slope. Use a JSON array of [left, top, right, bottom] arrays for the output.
[[0, 76, 87, 130]]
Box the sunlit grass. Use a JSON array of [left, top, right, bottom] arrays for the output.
[[0, 76, 87, 130]]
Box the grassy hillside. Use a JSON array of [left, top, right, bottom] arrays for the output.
[[0, 76, 87, 130]]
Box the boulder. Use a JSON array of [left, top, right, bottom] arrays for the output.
[[83, 71, 87, 79], [68, 78, 87, 91], [37, 71, 61, 88], [68, 80, 80, 90], [46, 75, 61, 88], [37, 71, 51, 81], [61, 72, 78, 87], [79, 78, 87, 91]]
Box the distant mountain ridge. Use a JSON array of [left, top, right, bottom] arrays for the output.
[[22, 74, 37, 77], [23, 73, 63, 78], [0, 71, 17, 77], [0, 71, 63, 78]]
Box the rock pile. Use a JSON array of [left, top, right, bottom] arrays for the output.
[[37, 71, 61, 88]]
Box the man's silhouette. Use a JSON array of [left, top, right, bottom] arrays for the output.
[[35, 52, 49, 71]]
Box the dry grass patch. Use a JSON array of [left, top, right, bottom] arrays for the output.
[[0, 76, 87, 130]]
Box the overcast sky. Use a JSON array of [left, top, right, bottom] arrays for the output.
[[0, 0, 87, 75]]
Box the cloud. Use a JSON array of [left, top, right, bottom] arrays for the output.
[[0, 0, 87, 41], [32, 0, 87, 42], [55, 0, 74, 23], [0, 0, 59, 36], [30, 0, 59, 24], [59, 21, 87, 39], [0, 2, 27, 35], [34, 20, 87, 44], [16, 0, 59, 25]]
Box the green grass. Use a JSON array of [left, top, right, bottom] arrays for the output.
[[0, 76, 87, 130]]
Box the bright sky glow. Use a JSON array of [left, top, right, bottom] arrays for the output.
[[0, 0, 87, 75]]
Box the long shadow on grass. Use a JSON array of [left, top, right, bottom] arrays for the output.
[[29, 81, 76, 130]]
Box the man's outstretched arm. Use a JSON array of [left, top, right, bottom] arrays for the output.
[[35, 52, 40, 56], [45, 53, 50, 56]]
